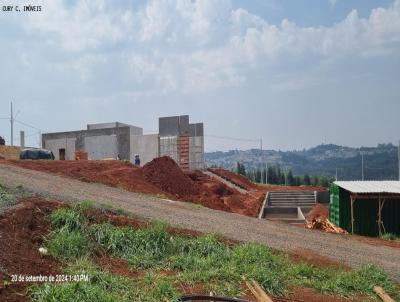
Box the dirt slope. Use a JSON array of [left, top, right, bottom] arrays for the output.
[[3, 158, 264, 217], [0, 163, 399, 282]]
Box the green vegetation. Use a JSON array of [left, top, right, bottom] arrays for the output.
[[36, 204, 399, 301], [30, 260, 179, 302], [208, 143, 399, 181], [380, 233, 400, 241], [237, 163, 334, 187], [0, 184, 14, 208]]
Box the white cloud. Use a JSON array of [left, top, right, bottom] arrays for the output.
[[12, 0, 400, 93]]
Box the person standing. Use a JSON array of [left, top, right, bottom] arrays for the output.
[[134, 154, 141, 166]]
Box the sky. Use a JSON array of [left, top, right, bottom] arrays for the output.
[[0, 0, 399, 151]]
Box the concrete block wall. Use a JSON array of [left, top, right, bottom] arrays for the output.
[[130, 134, 159, 165], [159, 115, 190, 136], [44, 137, 76, 160], [85, 135, 118, 160], [42, 125, 132, 161], [159, 136, 179, 163], [42, 117, 204, 170], [189, 136, 204, 170], [159, 116, 204, 171]]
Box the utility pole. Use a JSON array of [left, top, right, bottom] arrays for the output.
[[335, 168, 338, 181], [361, 152, 364, 181], [398, 140, 400, 181], [10, 102, 14, 146], [265, 162, 268, 184]]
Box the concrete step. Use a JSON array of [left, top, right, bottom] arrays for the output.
[[269, 194, 315, 198], [270, 204, 315, 208], [269, 191, 314, 195], [269, 192, 315, 196], [269, 197, 315, 201]]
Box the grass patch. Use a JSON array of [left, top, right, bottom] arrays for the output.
[[40, 205, 400, 301], [30, 260, 180, 302], [46, 229, 92, 260], [0, 185, 14, 207], [46, 202, 92, 260], [380, 233, 399, 241]]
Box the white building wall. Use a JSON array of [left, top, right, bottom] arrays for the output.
[[159, 136, 178, 163], [84, 135, 118, 160], [189, 136, 204, 170], [44, 138, 76, 160], [130, 134, 159, 165]]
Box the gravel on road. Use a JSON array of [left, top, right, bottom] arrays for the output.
[[0, 163, 399, 281]]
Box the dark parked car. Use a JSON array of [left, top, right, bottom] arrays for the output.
[[20, 148, 55, 160]]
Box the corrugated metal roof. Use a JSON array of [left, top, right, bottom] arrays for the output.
[[334, 181, 400, 194]]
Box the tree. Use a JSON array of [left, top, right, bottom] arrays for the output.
[[286, 169, 295, 186], [255, 169, 262, 183], [319, 176, 330, 187], [303, 173, 311, 186], [237, 162, 246, 176], [311, 176, 319, 186], [267, 166, 276, 184]]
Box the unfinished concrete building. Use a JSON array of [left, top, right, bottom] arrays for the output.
[[42, 116, 204, 171], [159, 115, 204, 171]]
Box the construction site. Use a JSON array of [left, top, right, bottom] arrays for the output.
[[0, 114, 399, 302]]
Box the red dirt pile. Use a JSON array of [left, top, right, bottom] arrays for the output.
[[5, 158, 265, 217], [7, 159, 166, 196], [305, 203, 347, 234], [142, 156, 198, 198], [306, 203, 329, 221]]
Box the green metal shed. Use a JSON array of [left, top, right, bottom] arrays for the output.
[[330, 181, 400, 236]]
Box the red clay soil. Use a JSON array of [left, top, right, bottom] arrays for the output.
[[209, 168, 260, 190], [142, 157, 198, 197], [5, 158, 265, 217], [288, 248, 350, 271], [0, 197, 366, 302], [5, 159, 166, 197], [208, 168, 328, 193], [209, 168, 328, 193], [306, 203, 330, 221], [0, 197, 63, 302]]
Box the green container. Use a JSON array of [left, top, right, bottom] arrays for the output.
[[330, 183, 400, 236]]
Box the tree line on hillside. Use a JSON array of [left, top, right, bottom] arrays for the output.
[[236, 162, 334, 187]]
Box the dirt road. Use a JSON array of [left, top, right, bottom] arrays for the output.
[[1, 163, 399, 281]]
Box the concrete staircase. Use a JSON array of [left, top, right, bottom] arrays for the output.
[[261, 191, 317, 223], [268, 191, 316, 208]]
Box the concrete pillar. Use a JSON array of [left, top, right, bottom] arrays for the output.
[[20, 130, 25, 148]]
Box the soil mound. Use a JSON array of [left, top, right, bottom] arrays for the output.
[[306, 203, 329, 221], [142, 156, 198, 197], [5, 159, 266, 217], [8, 160, 165, 196]]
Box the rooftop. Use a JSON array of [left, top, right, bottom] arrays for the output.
[[334, 181, 400, 194]]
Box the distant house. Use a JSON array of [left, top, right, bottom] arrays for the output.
[[42, 116, 204, 171], [330, 181, 400, 236]]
